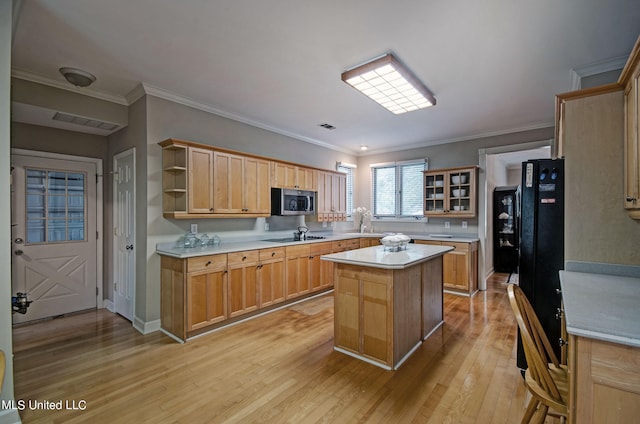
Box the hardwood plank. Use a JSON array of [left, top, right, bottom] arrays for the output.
[[12, 272, 564, 423]]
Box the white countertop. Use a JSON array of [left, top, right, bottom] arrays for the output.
[[320, 244, 454, 270], [156, 232, 478, 258], [559, 270, 640, 348]]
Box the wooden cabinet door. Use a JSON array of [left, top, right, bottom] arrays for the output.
[[443, 251, 468, 291], [228, 263, 258, 317], [361, 277, 390, 363], [334, 271, 360, 353], [188, 147, 214, 213], [213, 151, 244, 213], [624, 62, 640, 217], [244, 157, 271, 213], [258, 258, 285, 307], [298, 167, 316, 191], [186, 268, 227, 331]]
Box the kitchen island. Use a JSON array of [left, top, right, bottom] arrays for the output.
[[321, 243, 453, 370]]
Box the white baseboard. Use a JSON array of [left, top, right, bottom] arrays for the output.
[[132, 317, 161, 335], [103, 299, 114, 313]]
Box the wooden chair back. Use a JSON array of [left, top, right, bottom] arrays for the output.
[[507, 284, 566, 412]]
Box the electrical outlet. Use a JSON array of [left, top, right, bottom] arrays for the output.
[[322, 221, 328, 228], [264, 222, 270, 231], [190, 223, 197, 234], [462, 221, 468, 229], [444, 221, 450, 229]]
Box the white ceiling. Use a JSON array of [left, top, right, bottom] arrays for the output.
[[10, 0, 640, 155]]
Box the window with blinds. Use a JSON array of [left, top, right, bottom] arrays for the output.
[[371, 159, 426, 217], [336, 164, 354, 217]]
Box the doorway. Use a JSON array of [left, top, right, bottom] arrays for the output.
[[11, 150, 103, 323], [478, 142, 551, 290]]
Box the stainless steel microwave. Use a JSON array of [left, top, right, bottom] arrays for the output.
[[271, 188, 316, 216]]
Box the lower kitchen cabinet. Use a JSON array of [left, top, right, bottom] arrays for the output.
[[258, 247, 285, 307], [415, 240, 478, 296], [309, 242, 333, 291], [228, 250, 260, 318], [285, 245, 311, 298], [568, 335, 640, 423]]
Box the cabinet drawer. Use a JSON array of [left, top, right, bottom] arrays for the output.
[[285, 245, 310, 257], [416, 240, 442, 246], [228, 250, 260, 265], [309, 241, 333, 255], [187, 254, 227, 272], [332, 238, 360, 251], [259, 247, 285, 261]]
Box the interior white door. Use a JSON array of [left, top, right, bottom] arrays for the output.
[[113, 148, 135, 321], [11, 154, 98, 323]]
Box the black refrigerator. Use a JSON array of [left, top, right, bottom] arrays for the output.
[[517, 158, 564, 370]]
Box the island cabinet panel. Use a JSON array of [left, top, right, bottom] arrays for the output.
[[228, 250, 259, 317], [334, 263, 425, 369], [334, 274, 360, 352], [421, 257, 443, 339]]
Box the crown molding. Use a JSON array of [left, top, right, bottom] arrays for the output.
[[11, 68, 129, 105], [570, 55, 628, 90], [138, 82, 355, 155], [357, 121, 555, 156]]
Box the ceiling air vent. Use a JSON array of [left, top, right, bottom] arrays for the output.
[[319, 123, 336, 130], [52, 112, 119, 131]]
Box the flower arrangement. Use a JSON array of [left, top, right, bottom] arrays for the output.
[[353, 207, 372, 233]]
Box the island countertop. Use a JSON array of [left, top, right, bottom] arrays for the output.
[[559, 269, 640, 348], [321, 244, 454, 270]]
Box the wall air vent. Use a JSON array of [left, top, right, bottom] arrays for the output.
[[52, 112, 119, 131]]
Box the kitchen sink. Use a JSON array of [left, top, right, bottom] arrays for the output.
[[263, 236, 327, 243]]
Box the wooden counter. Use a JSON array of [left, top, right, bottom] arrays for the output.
[[322, 244, 453, 370]]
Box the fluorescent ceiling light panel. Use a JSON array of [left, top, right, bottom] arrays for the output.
[[341, 53, 436, 115]]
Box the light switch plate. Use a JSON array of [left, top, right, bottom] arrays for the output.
[[462, 221, 468, 229], [444, 221, 450, 229], [190, 223, 197, 234]]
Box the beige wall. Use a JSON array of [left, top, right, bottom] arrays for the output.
[[563, 90, 640, 265]]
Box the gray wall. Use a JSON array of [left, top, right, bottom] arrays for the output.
[[139, 94, 358, 328]]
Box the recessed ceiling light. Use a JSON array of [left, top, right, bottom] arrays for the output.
[[341, 53, 435, 115], [360, 145, 368, 151]]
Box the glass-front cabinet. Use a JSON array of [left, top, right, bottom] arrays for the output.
[[424, 166, 477, 218], [493, 186, 519, 273]]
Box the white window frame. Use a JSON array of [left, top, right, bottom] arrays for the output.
[[337, 162, 355, 217], [370, 159, 427, 218]]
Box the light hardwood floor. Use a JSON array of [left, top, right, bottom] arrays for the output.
[[12, 273, 559, 423]]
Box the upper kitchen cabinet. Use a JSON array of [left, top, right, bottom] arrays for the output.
[[424, 166, 478, 218], [271, 161, 317, 191], [213, 151, 271, 215], [160, 139, 270, 218], [620, 35, 640, 219], [317, 171, 347, 222]]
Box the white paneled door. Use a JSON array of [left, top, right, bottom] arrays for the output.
[[113, 148, 135, 321], [11, 154, 98, 323]]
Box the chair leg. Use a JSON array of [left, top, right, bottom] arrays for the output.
[[531, 404, 549, 424], [522, 397, 539, 423]]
